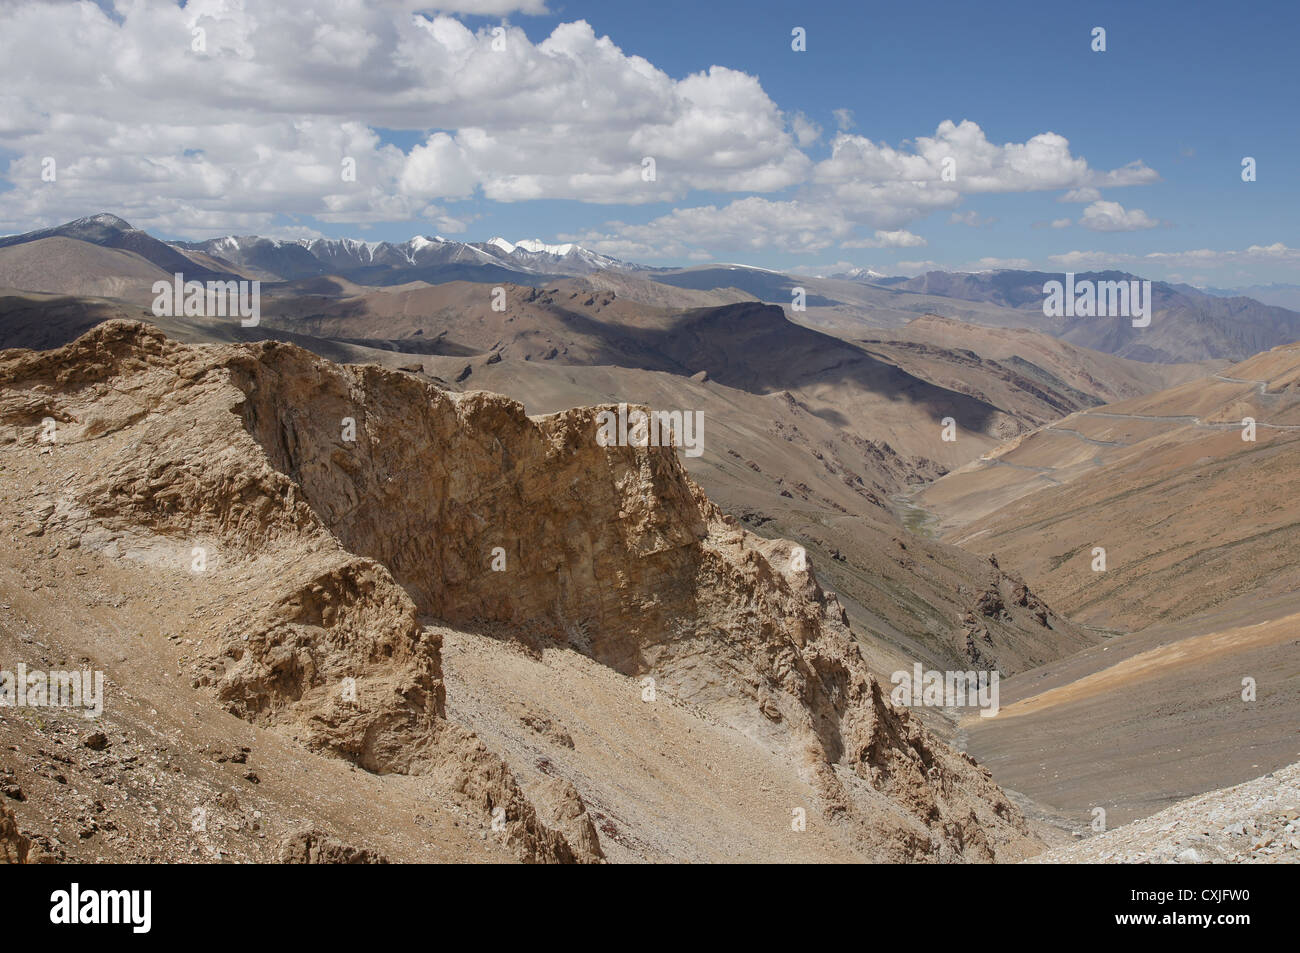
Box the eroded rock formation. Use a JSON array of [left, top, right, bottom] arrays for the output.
[[0, 321, 1037, 861]]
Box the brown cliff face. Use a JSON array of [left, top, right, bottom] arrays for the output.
[[0, 804, 30, 863], [0, 321, 1037, 861]]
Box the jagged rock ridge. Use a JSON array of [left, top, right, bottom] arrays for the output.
[[0, 321, 1039, 861]]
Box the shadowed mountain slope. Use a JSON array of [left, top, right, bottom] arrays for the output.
[[0, 321, 1052, 862]]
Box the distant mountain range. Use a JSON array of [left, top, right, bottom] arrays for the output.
[[0, 213, 232, 281], [0, 213, 634, 287], [177, 230, 632, 285], [2, 214, 1299, 362], [866, 269, 1300, 363], [1205, 282, 1300, 311]]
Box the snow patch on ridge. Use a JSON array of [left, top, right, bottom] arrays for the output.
[[514, 239, 576, 256]]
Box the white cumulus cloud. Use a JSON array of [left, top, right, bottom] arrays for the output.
[[1079, 200, 1161, 232]]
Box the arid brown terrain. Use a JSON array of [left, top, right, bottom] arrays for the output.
[[5, 0, 1300, 903], [919, 346, 1300, 833], [1, 217, 1298, 865], [1, 321, 1050, 863]]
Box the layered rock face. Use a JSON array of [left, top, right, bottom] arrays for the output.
[[0, 321, 1037, 861]]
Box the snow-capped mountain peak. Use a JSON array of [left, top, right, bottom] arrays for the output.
[[829, 266, 889, 281], [514, 238, 576, 256], [408, 235, 447, 250], [158, 222, 633, 281], [80, 213, 136, 231]]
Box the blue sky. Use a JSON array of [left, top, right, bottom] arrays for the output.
[[446, 0, 1298, 278], [1, 0, 1297, 284]]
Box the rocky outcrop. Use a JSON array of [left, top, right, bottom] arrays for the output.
[[0, 804, 30, 864], [204, 555, 444, 774], [958, 566, 1063, 673], [0, 321, 1039, 861], [277, 829, 390, 864], [525, 776, 605, 863], [0, 322, 588, 864]]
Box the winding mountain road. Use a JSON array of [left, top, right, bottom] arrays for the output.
[[973, 372, 1300, 478]]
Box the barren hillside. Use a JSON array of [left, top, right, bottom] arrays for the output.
[[1030, 762, 1300, 863], [920, 342, 1300, 632], [0, 321, 1048, 862]]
